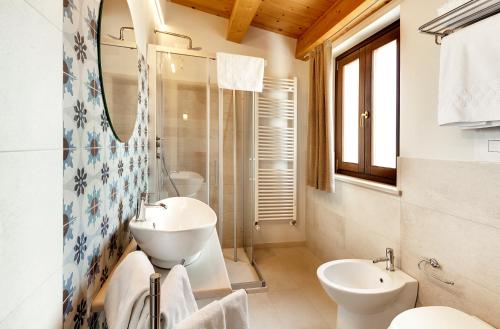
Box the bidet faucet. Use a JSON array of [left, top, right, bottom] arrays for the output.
[[373, 248, 395, 271], [136, 192, 168, 221]]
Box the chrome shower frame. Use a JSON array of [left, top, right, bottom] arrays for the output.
[[147, 44, 266, 292]]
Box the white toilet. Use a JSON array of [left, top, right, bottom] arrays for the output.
[[389, 306, 494, 329]]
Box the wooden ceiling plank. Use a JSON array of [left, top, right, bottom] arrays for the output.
[[253, 10, 309, 38], [251, 21, 301, 38], [227, 0, 264, 43], [295, 0, 393, 59], [171, 0, 234, 18], [256, 1, 316, 25]]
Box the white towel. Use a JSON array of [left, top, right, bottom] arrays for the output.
[[216, 52, 265, 92], [175, 301, 226, 329], [219, 290, 249, 329], [104, 251, 155, 329], [162, 265, 198, 329], [438, 13, 500, 128]]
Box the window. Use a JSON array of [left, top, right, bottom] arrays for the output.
[[335, 21, 400, 185]]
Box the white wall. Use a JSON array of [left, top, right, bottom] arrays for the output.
[[0, 1, 62, 328], [156, 2, 309, 244], [306, 0, 500, 326]]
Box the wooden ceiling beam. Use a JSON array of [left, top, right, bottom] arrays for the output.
[[227, 0, 263, 43], [295, 0, 393, 59]]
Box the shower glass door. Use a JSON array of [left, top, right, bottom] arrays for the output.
[[156, 52, 211, 204], [152, 47, 262, 286]]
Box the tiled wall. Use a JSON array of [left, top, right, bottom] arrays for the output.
[[62, 1, 148, 328], [0, 1, 63, 328], [306, 181, 401, 264], [399, 157, 500, 327], [306, 158, 500, 327]]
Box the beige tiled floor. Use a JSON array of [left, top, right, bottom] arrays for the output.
[[249, 246, 337, 329]]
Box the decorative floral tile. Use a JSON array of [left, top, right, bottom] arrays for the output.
[[63, 0, 149, 327]]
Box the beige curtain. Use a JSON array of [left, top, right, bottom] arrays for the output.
[[307, 45, 332, 192]]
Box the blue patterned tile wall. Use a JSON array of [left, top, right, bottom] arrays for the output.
[[62, 1, 148, 328]]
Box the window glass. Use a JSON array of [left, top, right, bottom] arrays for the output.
[[371, 40, 397, 169], [342, 59, 360, 164]]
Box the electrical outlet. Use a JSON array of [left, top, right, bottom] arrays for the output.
[[487, 140, 500, 153]]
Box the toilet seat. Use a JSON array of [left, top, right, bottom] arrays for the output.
[[389, 306, 494, 329]]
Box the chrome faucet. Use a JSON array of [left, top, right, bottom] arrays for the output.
[[373, 248, 395, 271], [136, 192, 168, 221]]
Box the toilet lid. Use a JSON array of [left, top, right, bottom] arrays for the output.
[[389, 306, 494, 329]]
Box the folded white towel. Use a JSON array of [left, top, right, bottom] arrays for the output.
[[216, 52, 265, 92], [104, 251, 155, 329], [219, 290, 249, 329], [175, 301, 226, 329], [162, 265, 198, 328], [438, 13, 500, 128]]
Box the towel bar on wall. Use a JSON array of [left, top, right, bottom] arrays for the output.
[[254, 77, 298, 229], [419, 0, 500, 44]]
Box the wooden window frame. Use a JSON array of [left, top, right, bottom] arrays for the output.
[[335, 21, 400, 186]]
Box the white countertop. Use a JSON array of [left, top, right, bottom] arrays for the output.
[[91, 231, 232, 312]]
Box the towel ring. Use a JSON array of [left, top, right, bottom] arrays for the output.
[[418, 258, 455, 286]]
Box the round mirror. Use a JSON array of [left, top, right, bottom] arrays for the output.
[[98, 0, 139, 142]]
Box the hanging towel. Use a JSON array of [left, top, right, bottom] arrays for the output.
[[104, 251, 155, 329], [438, 13, 500, 128], [161, 265, 198, 329], [216, 52, 265, 92], [219, 290, 249, 329], [175, 300, 226, 329]]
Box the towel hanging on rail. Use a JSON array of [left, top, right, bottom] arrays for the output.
[[438, 12, 500, 128], [216, 52, 265, 92]]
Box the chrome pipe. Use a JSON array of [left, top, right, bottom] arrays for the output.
[[233, 90, 238, 262], [107, 26, 134, 41], [154, 29, 202, 50], [150, 273, 161, 329]]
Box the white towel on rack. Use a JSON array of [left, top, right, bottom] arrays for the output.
[[175, 300, 226, 329], [161, 265, 198, 329], [104, 251, 155, 329], [219, 289, 250, 329], [216, 52, 265, 92], [438, 13, 500, 128]]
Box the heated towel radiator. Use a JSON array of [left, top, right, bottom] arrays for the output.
[[254, 77, 297, 228]]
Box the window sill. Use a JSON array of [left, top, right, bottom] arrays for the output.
[[334, 174, 401, 196]]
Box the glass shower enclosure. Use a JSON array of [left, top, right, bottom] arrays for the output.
[[148, 45, 265, 289]]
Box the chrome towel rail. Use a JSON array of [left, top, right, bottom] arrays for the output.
[[419, 0, 500, 44], [418, 258, 455, 286]]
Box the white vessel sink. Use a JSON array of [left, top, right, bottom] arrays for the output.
[[169, 171, 204, 197], [130, 197, 216, 268], [317, 259, 418, 329]]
